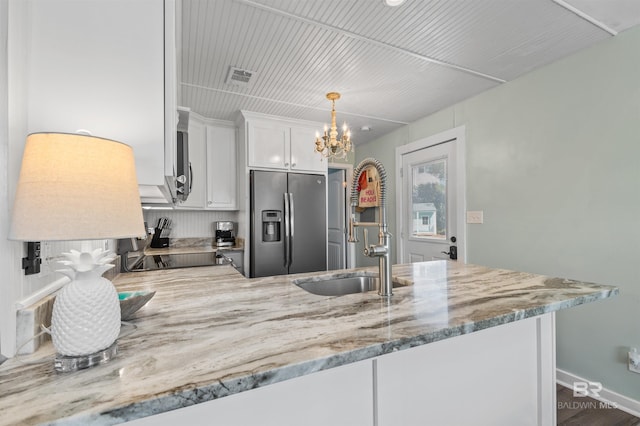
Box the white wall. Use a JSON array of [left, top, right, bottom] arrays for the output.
[[1, 0, 10, 358], [356, 26, 640, 400], [1, 0, 29, 358]]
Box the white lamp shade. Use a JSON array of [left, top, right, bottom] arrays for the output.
[[9, 133, 146, 241]]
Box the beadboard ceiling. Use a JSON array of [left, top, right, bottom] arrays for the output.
[[179, 0, 640, 145]]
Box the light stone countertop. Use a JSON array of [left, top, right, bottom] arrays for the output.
[[0, 261, 618, 425]]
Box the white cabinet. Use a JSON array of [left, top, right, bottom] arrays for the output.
[[206, 125, 237, 209], [375, 314, 556, 426], [27, 0, 173, 188], [176, 114, 237, 210], [124, 360, 374, 426], [290, 126, 327, 172], [244, 113, 327, 173], [247, 119, 290, 170]]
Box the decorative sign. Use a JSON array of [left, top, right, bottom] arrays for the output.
[[358, 166, 380, 208]]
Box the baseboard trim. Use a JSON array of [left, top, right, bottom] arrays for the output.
[[556, 368, 640, 418]]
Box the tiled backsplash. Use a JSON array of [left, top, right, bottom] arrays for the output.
[[143, 210, 238, 238]]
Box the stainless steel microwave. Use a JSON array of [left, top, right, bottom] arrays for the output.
[[175, 109, 191, 202]]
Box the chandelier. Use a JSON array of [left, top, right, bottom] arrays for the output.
[[314, 92, 352, 160]]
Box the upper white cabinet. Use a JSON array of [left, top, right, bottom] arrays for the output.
[[27, 0, 175, 192], [175, 113, 237, 210], [290, 126, 327, 172], [206, 125, 237, 209], [247, 119, 290, 170], [243, 112, 327, 174]]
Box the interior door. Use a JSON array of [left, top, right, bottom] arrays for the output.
[[327, 169, 346, 270], [401, 141, 458, 262]]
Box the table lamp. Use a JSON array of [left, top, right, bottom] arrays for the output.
[[9, 132, 146, 372]]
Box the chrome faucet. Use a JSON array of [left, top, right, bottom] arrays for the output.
[[348, 158, 393, 297]]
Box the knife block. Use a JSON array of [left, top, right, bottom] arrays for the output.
[[150, 227, 169, 248]]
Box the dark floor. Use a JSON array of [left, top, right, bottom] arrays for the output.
[[557, 384, 640, 425]]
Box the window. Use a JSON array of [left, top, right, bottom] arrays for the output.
[[411, 158, 446, 239]]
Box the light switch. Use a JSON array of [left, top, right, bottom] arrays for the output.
[[467, 211, 484, 224]]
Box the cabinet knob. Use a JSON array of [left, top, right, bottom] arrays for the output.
[[292, 163, 297, 167], [284, 162, 289, 167]]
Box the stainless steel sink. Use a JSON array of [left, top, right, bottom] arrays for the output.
[[293, 275, 400, 296]]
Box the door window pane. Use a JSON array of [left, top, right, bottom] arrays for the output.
[[411, 158, 446, 239]]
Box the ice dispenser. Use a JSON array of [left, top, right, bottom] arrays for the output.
[[262, 210, 281, 242]]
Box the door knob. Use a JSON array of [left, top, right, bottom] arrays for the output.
[[441, 245, 458, 260]]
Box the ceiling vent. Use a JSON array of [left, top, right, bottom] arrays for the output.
[[225, 66, 255, 87]]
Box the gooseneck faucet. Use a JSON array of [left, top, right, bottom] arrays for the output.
[[348, 158, 393, 297]]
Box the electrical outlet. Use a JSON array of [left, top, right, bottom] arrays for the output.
[[629, 348, 640, 373], [466, 210, 484, 224]]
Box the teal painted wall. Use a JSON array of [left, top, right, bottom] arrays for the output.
[[355, 26, 640, 398]]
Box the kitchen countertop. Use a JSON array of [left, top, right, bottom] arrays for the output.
[[0, 261, 617, 425]]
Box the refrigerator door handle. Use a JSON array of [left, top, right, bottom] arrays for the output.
[[284, 192, 290, 267], [289, 192, 294, 267]]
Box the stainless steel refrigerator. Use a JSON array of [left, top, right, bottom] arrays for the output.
[[250, 170, 327, 278]]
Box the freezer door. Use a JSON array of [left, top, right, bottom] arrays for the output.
[[250, 171, 288, 277], [288, 173, 327, 274]]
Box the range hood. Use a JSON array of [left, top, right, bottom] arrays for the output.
[[139, 183, 174, 206]]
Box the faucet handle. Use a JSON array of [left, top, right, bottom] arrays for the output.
[[347, 217, 359, 243], [363, 228, 371, 256]]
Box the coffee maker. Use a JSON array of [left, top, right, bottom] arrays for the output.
[[214, 221, 236, 247]]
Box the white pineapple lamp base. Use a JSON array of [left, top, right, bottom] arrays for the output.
[[51, 248, 122, 372]]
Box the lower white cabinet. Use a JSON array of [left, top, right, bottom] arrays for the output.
[[175, 114, 237, 210], [375, 314, 556, 426], [124, 360, 374, 426]]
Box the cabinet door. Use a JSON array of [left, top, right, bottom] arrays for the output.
[[206, 125, 237, 209], [176, 118, 206, 208], [124, 360, 374, 426], [376, 315, 555, 426], [27, 0, 165, 186], [247, 120, 290, 169], [290, 126, 328, 173]]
